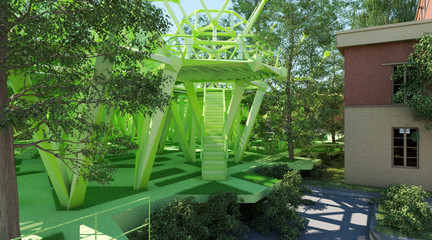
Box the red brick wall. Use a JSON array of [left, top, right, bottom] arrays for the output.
[[417, 0, 432, 20], [344, 41, 416, 106]]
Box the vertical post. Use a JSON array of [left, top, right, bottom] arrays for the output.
[[95, 213, 98, 240]]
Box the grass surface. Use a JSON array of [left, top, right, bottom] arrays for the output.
[[53, 186, 147, 210], [154, 156, 171, 162], [108, 163, 135, 168], [242, 154, 262, 162], [149, 168, 185, 180], [303, 161, 383, 192], [376, 205, 432, 240], [42, 232, 65, 240], [274, 156, 302, 162], [16, 171, 45, 176], [106, 154, 136, 162], [155, 172, 201, 187], [177, 181, 252, 195], [231, 172, 280, 187]]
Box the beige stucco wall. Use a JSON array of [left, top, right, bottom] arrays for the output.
[[345, 106, 432, 191]]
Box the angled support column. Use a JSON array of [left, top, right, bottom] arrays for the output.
[[183, 81, 203, 130], [235, 88, 266, 163], [231, 107, 242, 158], [157, 110, 173, 154], [134, 57, 181, 189], [68, 56, 115, 209], [170, 101, 193, 162], [9, 73, 72, 207], [114, 113, 128, 136], [226, 81, 246, 137], [189, 116, 197, 162]]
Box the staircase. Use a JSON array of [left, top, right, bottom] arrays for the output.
[[202, 89, 227, 180]]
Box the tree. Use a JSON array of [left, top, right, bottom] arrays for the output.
[[317, 50, 344, 143], [0, 1, 170, 239], [233, 0, 345, 159], [352, 0, 417, 28]]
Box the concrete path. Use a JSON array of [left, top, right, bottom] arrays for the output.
[[247, 186, 381, 240]]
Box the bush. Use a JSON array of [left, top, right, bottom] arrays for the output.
[[129, 193, 248, 240], [250, 164, 291, 179], [300, 164, 326, 180], [241, 170, 310, 240], [202, 192, 248, 240], [380, 184, 432, 237], [130, 197, 209, 240]]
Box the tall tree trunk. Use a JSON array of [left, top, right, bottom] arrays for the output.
[[331, 132, 336, 144], [0, 8, 21, 239]]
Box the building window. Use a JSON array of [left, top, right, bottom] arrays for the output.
[[392, 65, 406, 104], [392, 65, 413, 104], [393, 128, 418, 168]]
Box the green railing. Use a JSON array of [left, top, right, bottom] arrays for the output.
[[163, 35, 280, 66], [13, 196, 151, 240]]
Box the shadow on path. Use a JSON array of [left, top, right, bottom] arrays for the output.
[[247, 189, 374, 240], [298, 192, 371, 240]]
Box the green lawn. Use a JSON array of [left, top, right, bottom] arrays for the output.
[[231, 172, 280, 187], [177, 181, 252, 195]]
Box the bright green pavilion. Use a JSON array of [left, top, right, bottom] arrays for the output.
[[20, 0, 288, 210]]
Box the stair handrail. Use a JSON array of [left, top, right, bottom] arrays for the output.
[[222, 88, 228, 158], [200, 84, 207, 161]]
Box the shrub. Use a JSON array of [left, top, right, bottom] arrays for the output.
[[300, 164, 326, 180], [129, 193, 248, 240], [241, 170, 310, 240], [130, 197, 209, 240], [380, 184, 432, 237], [201, 192, 248, 240], [250, 164, 291, 179]]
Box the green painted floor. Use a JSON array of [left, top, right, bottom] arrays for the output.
[[16, 148, 320, 239]]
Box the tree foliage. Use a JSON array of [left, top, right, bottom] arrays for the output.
[[379, 184, 432, 237], [0, 1, 170, 238], [234, 0, 345, 158], [1, 0, 172, 178], [352, 0, 417, 28], [394, 34, 432, 122]]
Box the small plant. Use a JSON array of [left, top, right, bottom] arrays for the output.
[[241, 170, 310, 240], [379, 184, 432, 237]]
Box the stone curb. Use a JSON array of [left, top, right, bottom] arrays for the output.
[[305, 185, 381, 199]]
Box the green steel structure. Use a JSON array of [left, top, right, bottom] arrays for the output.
[[13, 0, 287, 209]]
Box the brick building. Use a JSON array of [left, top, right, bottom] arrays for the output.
[[336, 6, 432, 190]]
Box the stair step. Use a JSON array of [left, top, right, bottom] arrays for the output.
[[204, 137, 224, 143], [203, 151, 225, 157], [202, 169, 227, 176], [202, 161, 226, 170], [204, 143, 225, 148]]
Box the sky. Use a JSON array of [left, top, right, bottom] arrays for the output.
[[151, 0, 234, 33]]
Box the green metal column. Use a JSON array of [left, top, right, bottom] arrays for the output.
[[235, 89, 266, 163], [134, 61, 180, 189]]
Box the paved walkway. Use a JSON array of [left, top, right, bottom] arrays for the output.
[[248, 186, 381, 240]]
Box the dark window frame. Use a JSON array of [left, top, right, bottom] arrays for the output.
[[392, 127, 419, 169], [392, 65, 407, 104]]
